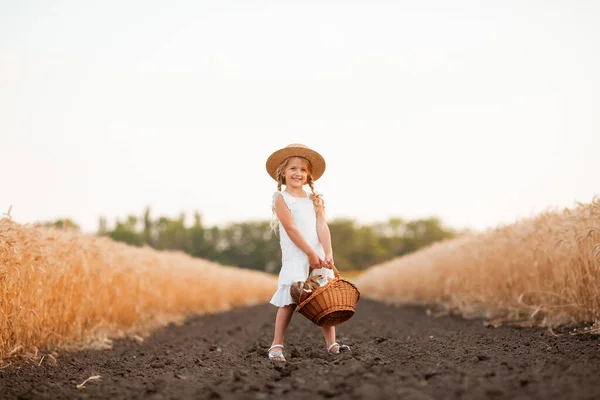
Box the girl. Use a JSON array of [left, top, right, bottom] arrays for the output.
[[265, 143, 350, 362]]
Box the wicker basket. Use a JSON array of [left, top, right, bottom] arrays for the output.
[[296, 264, 360, 327]]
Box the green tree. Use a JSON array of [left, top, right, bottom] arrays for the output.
[[40, 218, 80, 230], [403, 217, 455, 253], [95, 206, 457, 273], [142, 206, 154, 247], [108, 215, 144, 246], [155, 213, 187, 251]]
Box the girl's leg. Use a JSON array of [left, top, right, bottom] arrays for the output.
[[270, 304, 296, 360], [321, 325, 336, 350], [321, 325, 350, 353]]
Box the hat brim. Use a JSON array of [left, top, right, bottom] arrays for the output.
[[266, 146, 326, 182]]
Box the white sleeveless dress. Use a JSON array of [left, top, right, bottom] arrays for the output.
[[270, 190, 326, 307]]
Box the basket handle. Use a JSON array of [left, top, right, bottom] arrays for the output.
[[309, 261, 341, 279], [329, 261, 340, 279]]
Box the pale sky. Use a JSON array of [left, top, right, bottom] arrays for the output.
[[1, 0, 599, 234]]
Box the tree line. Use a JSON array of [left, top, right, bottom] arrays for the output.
[[41, 207, 458, 273]]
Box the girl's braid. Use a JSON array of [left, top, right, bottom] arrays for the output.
[[308, 177, 325, 216], [276, 161, 287, 192], [271, 162, 287, 232]]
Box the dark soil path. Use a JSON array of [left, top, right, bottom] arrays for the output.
[[2, 299, 600, 399]]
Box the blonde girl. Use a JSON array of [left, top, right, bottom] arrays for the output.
[[265, 143, 350, 362]]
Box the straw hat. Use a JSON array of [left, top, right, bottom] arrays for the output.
[[265, 144, 326, 182]]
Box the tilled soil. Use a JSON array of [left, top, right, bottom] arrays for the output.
[[1, 299, 600, 399]]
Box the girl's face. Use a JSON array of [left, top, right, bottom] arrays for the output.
[[283, 157, 309, 188]]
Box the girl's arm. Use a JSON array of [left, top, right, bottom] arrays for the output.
[[274, 195, 325, 268], [316, 211, 334, 267]]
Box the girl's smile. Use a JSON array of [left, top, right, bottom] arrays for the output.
[[283, 158, 308, 188]]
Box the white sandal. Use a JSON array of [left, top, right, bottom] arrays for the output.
[[327, 342, 351, 354], [268, 344, 286, 362]]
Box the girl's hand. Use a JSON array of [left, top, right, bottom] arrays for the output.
[[308, 253, 325, 269], [324, 253, 334, 269]]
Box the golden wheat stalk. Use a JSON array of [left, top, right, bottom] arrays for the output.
[[357, 197, 600, 328], [0, 218, 277, 363]]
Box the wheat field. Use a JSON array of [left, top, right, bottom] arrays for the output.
[[356, 197, 600, 330], [0, 218, 277, 363]]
